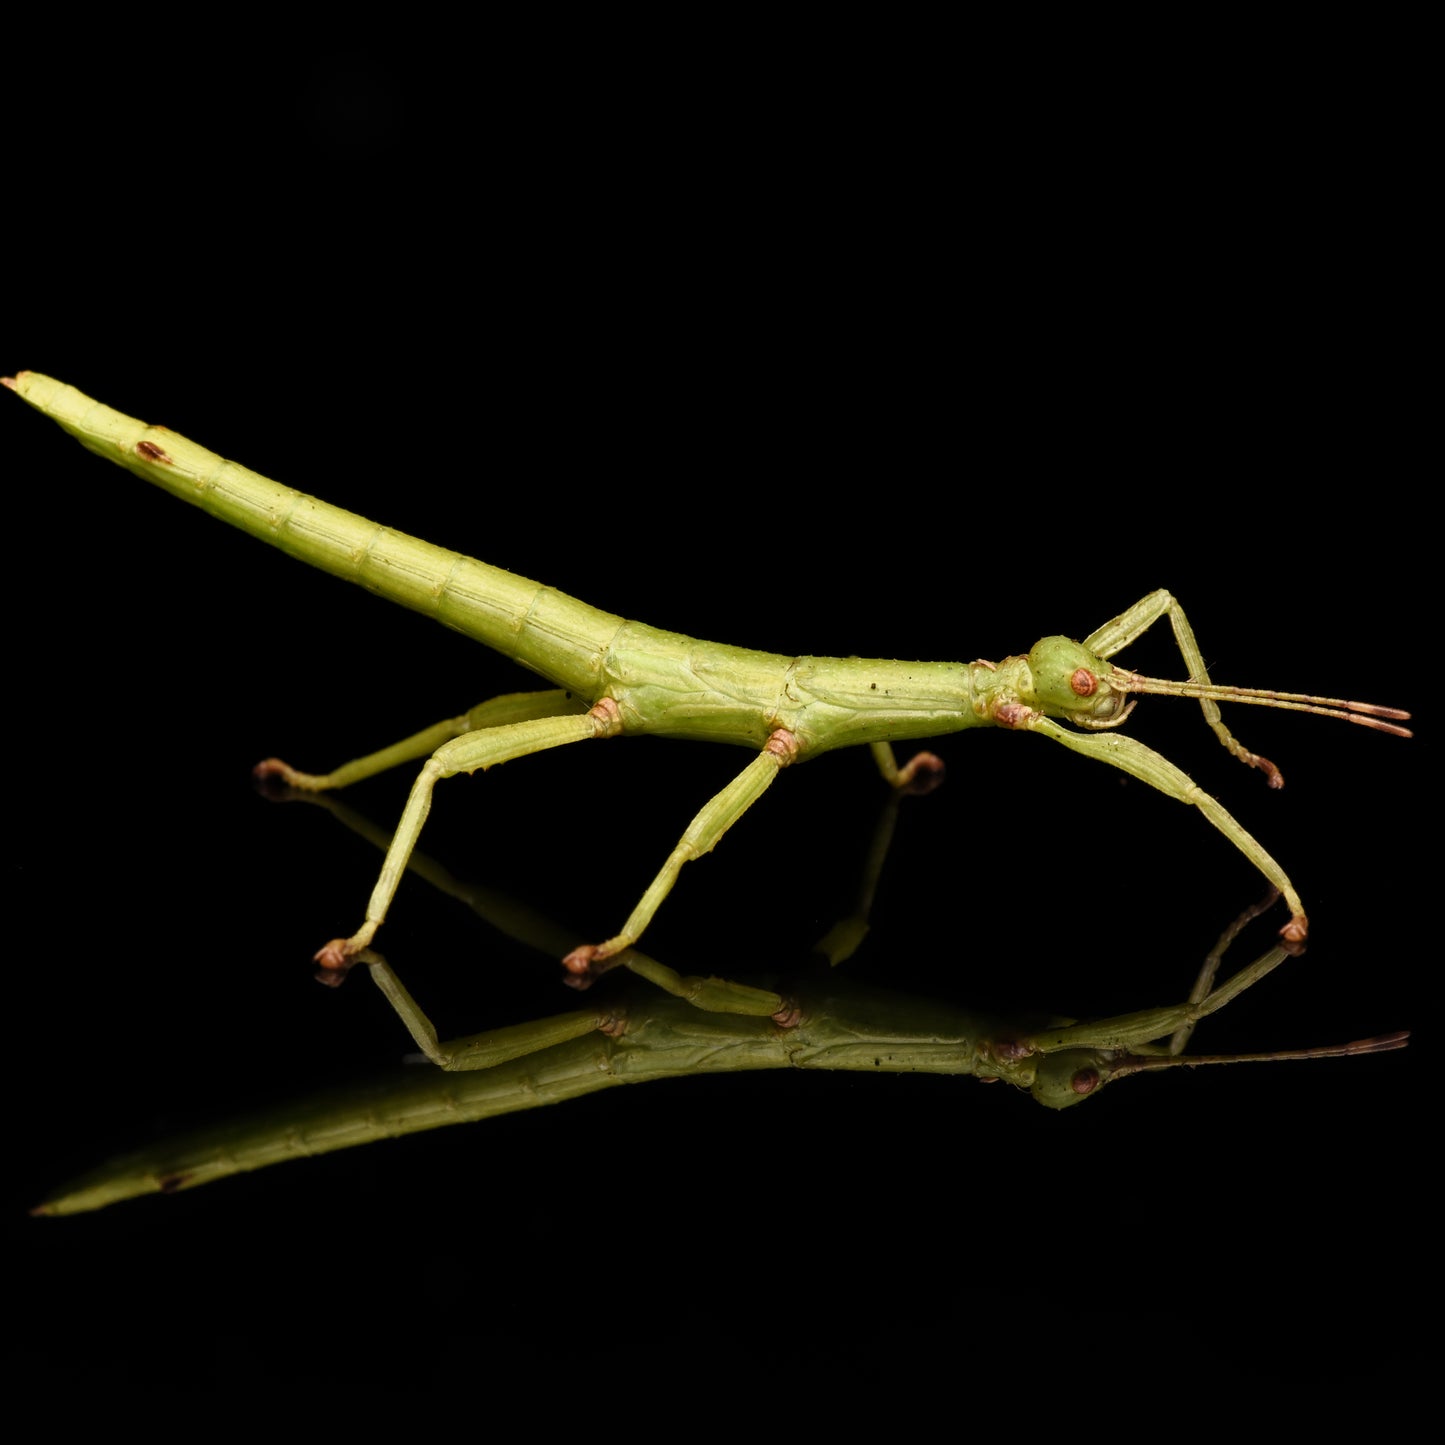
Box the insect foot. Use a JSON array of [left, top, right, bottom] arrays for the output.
[[314, 938, 363, 986], [771, 999, 803, 1029], [560, 944, 615, 990], [1279, 914, 1309, 956], [896, 750, 947, 795]]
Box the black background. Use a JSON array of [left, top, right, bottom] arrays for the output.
[[8, 33, 1428, 1394]]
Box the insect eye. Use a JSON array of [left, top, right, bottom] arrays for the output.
[[1070, 668, 1098, 697], [1070, 1068, 1099, 1095]]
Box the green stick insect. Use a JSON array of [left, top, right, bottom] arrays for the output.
[[4, 372, 1412, 1023], [29, 854, 1408, 1214]]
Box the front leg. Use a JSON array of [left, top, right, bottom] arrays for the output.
[[1082, 589, 1281, 783], [1024, 715, 1308, 947]]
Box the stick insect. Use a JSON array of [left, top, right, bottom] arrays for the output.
[[5, 372, 1412, 1018], [30, 872, 1409, 1216]]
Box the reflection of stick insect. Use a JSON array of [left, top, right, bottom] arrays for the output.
[[31, 873, 1408, 1215], [6, 372, 1411, 1017]]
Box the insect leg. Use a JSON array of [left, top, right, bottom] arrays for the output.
[[1024, 715, 1308, 945], [869, 741, 947, 795], [1025, 944, 1296, 1055], [254, 690, 589, 790], [560, 730, 798, 985], [1082, 590, 1278, 779], [314, 703, 622, 979], [357, 949, 610, 1070]]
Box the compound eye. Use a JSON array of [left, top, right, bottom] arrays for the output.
[[1070, 668, 1098, 697], [1070, 1068, 1100, 1095]]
